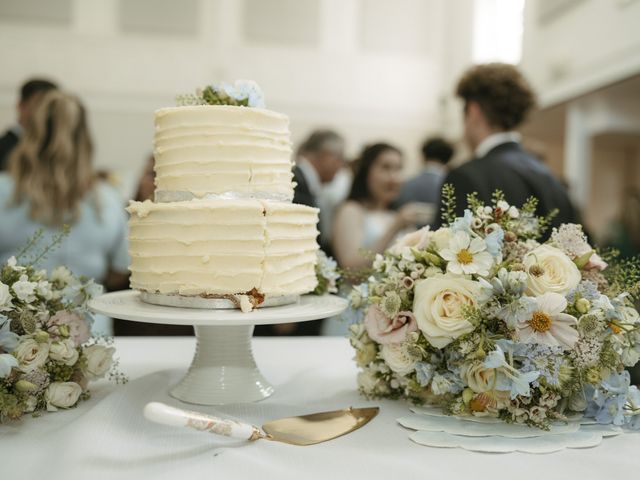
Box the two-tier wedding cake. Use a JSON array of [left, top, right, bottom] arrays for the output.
[[127, 82, 319, 311]]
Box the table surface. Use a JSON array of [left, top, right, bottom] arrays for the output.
[[2, 337, 639, 480]]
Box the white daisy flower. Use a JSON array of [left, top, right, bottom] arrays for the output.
[[440, 231, 493, 276], [516, 292, 579, 349]]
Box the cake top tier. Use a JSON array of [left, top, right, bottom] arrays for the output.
[[153, 104, 294, 203]]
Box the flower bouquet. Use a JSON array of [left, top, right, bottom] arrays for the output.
[[0, 236, 122, 422], [349, 188, 640, 429]]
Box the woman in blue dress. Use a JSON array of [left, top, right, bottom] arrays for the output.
[[0, 90, 129, 334]]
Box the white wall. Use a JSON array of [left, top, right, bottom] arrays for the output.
[[0, 0, 472, 197], [521, 0, 640, 107]]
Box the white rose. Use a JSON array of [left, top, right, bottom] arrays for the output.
[[619, 306, 640, 327], [49, 339, 79, 366], [431, 228, 452, 251], [0, 281, 13, 311], [12, 275, 36, 302], [45, 382, 82, 410], [50, 266, 73, 286], [413, 275, 481, 348], [621, 347, 640, 367], [7, 256, 25, 272], [357, 368, 381, 394], [523, 245, 581, 296], [14, 338, 49, 371], [379, 343, 418, 376], [461, 361, 496, 393], [23, 396, 38, 413], [389, 227, 432, 255], [82, 345, 115, 379], [36, 280, 53, 300]]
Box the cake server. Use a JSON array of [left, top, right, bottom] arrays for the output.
[[144, 402, 378, 446]]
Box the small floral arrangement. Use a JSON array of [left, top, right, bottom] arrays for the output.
[[176, 80, 265, 108], [349, 187, 640, 429], [314, 250, 341, 295], [0, 232, 123, 422]]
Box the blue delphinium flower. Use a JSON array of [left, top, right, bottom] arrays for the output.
[[484, 345, 540, 399], [0, 315, 18, 353], [0, 353, 17, 378], [415, 362, 435, 387], [451, 210, 473, 234], [484, 224, 504, 259]]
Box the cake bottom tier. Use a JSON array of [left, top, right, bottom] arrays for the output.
[[127, 198, 319, 303]]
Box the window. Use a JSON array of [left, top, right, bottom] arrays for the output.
[[472, 0, 525, 64]]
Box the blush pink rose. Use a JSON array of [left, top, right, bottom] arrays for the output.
[[585, 253, 607, 271], [48, 311, 90, 347], [364, 306, 418, 344]]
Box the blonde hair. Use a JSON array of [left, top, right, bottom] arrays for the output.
[[9, 90, 95, 226]]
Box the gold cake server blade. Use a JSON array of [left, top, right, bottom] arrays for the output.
[[145, 402, 379, 446]]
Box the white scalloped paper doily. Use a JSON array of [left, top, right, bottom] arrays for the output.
[[398, 407, 623, 453]]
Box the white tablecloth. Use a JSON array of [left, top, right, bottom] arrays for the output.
[[2, 337, 639, 480]]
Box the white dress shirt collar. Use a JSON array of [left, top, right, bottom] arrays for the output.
[[475, 131, 521, 158]]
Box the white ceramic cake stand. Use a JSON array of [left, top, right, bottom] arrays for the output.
[[89, 290, 348, 406]]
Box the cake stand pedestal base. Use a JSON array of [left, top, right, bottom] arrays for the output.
[[169, 325, 273, 405], [88, 291, 347, 406]]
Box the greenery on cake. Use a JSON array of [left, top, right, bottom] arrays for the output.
[[176, 80, 265, 108]]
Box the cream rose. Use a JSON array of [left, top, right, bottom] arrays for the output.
[[523, 245, 581, 296], [82, 345, 115, 379], [431, 228, 452, 251], [461, 361, 496, 393], [14, 338, 49, 371], [0, 281, 13, 311], [379, 343, 419, 375], [413, 275, 481, 348], [49, 339, 79, 366], [45, 382, 82, 410], [389, 227, 431, 254]]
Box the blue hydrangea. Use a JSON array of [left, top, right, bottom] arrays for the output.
[[584, 371, 631, 426], [415, 362, 435, 387]]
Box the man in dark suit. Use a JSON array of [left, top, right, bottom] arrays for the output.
[[436, 63, 579, 231], [396, 137, 454, 228], [292, 129, 346, 252], [0, 78, 58, 171]]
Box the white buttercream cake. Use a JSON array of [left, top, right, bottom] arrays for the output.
[[128, 95, 319, 311]]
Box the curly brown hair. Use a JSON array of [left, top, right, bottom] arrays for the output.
[[456, 63, 536, 130]]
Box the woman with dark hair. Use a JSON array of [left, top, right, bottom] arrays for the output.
[[332, 143, 427, 270]]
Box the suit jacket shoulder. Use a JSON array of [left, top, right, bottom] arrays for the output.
[[292, 165, 316, 208]]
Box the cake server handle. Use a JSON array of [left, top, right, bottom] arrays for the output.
[[144, 402, 265, 441]]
